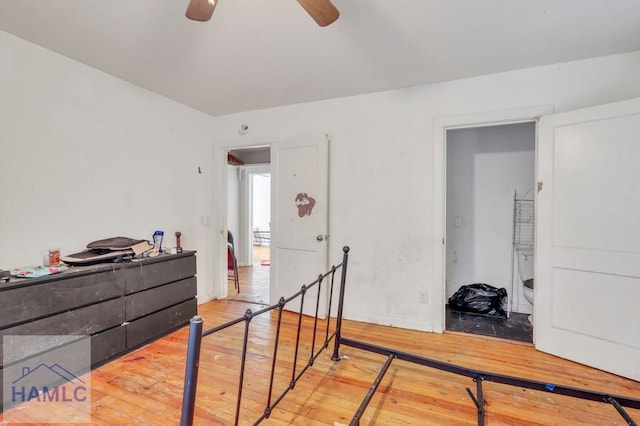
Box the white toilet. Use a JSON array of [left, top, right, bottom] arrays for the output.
[[517, 250, 534, 325]]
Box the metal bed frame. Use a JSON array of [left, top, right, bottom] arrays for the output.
[[180, 246, 640, 426]]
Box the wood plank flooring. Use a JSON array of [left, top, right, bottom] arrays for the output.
[[228, 245, 270, 305], [3, 252, 640, 424]]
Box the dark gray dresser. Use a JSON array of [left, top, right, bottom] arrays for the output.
[[0, 251, 197, 369]]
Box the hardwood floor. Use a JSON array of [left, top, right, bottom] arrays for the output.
[[228, 245, 270, 305], [3, 255, 640, 424]]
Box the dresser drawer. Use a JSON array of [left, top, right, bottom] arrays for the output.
[[123, 255, 196, 294], [125, 277, 196, 321], [0, 269, 124, 329], [126, 299, 197, 349]]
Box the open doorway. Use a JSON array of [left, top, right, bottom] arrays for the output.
[[247, 171, 271, 302], [226, 147, 271, 305], [444, 122, 535, 343]]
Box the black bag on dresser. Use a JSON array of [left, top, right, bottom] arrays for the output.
[[61, 237, 153, 265]]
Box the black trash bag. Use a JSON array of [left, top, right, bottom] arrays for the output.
[[448, 283, 507, 318]]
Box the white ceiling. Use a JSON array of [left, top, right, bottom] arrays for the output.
[[1, 1, 639, 117]]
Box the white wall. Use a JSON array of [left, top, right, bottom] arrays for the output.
[[445, 123, 535, 304], [3, 25, 640, 332], [0, 31, 218, 302], [226, 165, 240, 244], [210, 51, 640, 332]]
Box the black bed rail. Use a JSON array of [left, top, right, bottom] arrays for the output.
[[339, 337, 640, 426], [180, 246, 350, 426]]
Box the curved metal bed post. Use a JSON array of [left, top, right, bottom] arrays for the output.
[[332, 246, 350, 361], [325, 264, 338, 346], [309, 273, 324, 366], [180, 316, 203, 426], [265, 297, 286, 416]]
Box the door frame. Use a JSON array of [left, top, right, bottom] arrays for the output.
[[216, 137, 275, 300], [238, 164, 271, 266], [432, 105, 553, 333]]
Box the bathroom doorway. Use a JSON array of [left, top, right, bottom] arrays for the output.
[[444, 122, 535, 342]]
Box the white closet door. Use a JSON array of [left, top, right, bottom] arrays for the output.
[[536, 97, 640, 381]]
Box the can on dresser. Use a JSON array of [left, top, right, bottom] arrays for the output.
[[48, 248, 61, 266]]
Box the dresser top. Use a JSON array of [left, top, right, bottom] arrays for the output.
[[0, 250, 196, 291]]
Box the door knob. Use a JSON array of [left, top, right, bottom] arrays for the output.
[[316, 234, 324, 241]]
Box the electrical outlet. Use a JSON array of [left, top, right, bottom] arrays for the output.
[[419, 291, 428, 304]]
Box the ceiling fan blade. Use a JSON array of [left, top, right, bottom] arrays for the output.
[[185, 0, 218, 22], [296, 0, 340, 27]]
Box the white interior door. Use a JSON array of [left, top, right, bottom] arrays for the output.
[[270, 134, 329, 316], [536, 97, 640, 381]]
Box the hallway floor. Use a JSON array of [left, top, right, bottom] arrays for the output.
[[228, 245, 270, 305]]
